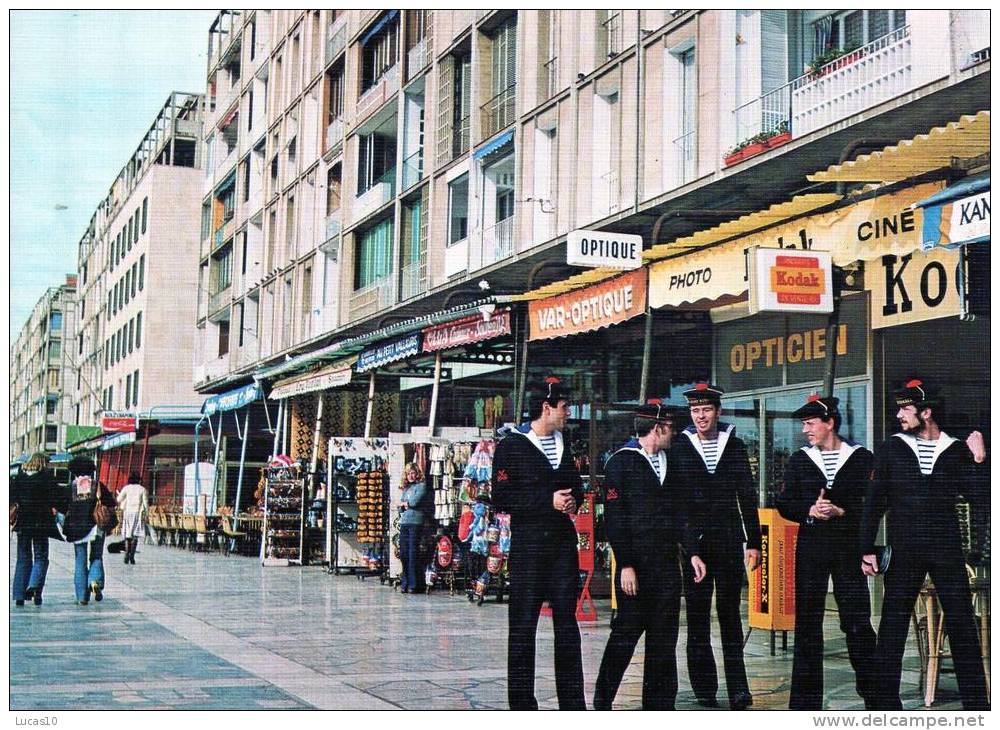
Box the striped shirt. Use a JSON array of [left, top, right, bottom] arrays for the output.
[[539, 434, 559, 469], [916, 437, 937, 475], [821, 450, 840, 488], [699, 438, 719, 474], [646, 452, 662, 482]]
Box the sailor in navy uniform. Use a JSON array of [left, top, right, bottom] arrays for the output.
[[668, 383, 759, 710], [776, 395, 876, 710], [594, 401, 682, 710], [492, 378, 586, 710], [861, 380, 990, 710]]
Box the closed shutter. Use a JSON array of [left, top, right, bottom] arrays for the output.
[[760, 10, 788, 94], [436, 55, 454, 165]]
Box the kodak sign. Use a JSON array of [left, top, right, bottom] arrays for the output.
[[751, 247, 833, 314]]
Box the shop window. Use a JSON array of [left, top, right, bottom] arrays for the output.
[[354, 217, 394, 289]]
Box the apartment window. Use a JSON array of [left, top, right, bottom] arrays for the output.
[[78, 332, 84, 356], [213, 243, 234, 292], [46, 398, 57, 415], [133, 209, 140, 243], [105, 339, 110, 369], [601, 10, 623, 58], [327, 163, 342, 213], [112, 282, 118, 314], [360, 12, 399, 92], [128, 318, 134, 353], [538, 10, 559, 99], [45, 426, 57, 445], [327, 62, 345, 122], [132, 369, 139, 406], [135, 311, 142, 349], [405, 10, 429, 50], [49, 312, 62, 331], [82, 262, 88, 285], [300, 264, 313, 339], [453, 51, 472, 154], [281, 275, 293, 349], [205, 135, 215, 178], [447, 175, 469, 244], [483, 19, 517, 138], [354, 217, 394, 289], [125, 270, 131, 304], [127, 217, 133, 250], [138, 255, 145, 291], [285, 195, 297, 253], [125, 374, 132, 409], [80, 298, 85, 319], [141, 197, 148, 233], [218, 319, 230, 357], [107, 386, 113, 410], [131, 262, 138, 298], [817, 10, 906, 53], [357, 131, 396, 194], [118, 278, 125, 310], [249, 19, 257, 61]]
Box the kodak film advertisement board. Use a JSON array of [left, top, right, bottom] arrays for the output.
[[750, 247, 833, 314], [748, 508, 798, 632]]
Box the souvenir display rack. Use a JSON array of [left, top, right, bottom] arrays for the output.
[[261, 462, 306, 567], [327, 437, 389, 577]]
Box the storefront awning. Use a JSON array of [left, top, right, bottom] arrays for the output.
[[529, 268, 647, 341], [807, 111, 990, 183], [915, 173, 990, 250], [357, 333, 422, 373], [269, 356, 357, 400], [65, 425, 104, 450], [422, 308, 512, 352], [202, 382, 262, 416]]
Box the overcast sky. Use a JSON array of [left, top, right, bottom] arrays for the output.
[[9, 9, 219, 340]]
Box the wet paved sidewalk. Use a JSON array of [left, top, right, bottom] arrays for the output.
[[9, 540, 963, 711]]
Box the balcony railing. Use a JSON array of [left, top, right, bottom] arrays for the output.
[[213, 217, 234, 250], [453, 115, 470, 159], [791, 26, 912, 137], [481, 216, 515, 266], [354, 168, 396, 221], [208, 285, 231, 316], [357, 65, 401, 123], [349, 276, 395, 322], [400, 254, 427, 301], [407, 38, 430, 76], [326, 19, 347, 64], [325, 117, 344, 152], [672, 130, 697, 186], [543, 57, 558, 99], [734, 84, 792, 146], [401, 150, 424, 190], [481, 85, 516, 140]]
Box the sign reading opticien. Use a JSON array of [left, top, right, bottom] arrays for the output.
[[529, 268, 647, 341], [566, 229, 643, 270]]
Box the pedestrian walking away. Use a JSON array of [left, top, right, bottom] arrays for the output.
[[10, 453, 63, 607], [62, 458, 118, 605], [594, 400, 684, 710], [775, 395, 876, 710], [117, 472, 148, 565], [397, 462, 429, 594], [861, 379, 990, 710], [492, 377, 586, 710], [669, 382, 760, 710]]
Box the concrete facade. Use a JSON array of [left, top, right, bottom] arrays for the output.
[[71, 92, 205, 427], [183, 10, 989, 391], [9, 276, 77, 457]]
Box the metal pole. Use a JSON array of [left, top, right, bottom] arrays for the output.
[[515, 310, 530, 423], [139, 422, 151, 484], [822, 298, 841, 398], [233, 409, 250, 518], [282, 401, 290, 455], [364, 371, 376, 439], [309, 393, 325, 499], [428, 353, 443, 434], [209, 412, 224, 512], [272, 399, 284, 458], [638, 304, 654, 403], [126, 442, 135, 481]]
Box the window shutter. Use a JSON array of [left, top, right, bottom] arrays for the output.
[[436, 55, 454, 165], [760, 10, 788, 95], [507, 21, 517, 88]]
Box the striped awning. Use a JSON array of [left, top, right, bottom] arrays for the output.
[[807, 111, 990, 183], [474, 130, 514, 160]]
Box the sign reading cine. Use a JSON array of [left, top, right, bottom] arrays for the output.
[[567, 229, 643, 269]]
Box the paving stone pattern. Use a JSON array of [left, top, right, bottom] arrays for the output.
[[9, 542, 964, 711]]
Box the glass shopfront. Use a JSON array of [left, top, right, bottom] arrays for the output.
[[714, 293, 871, 506]]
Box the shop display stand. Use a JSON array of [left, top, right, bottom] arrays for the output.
[[261, 464, 306, 567], [326, 437, 390, 578]]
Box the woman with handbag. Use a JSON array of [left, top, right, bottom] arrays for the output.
[[117, 472, 148, 564], [10, 453, 63, 606], [62, 457, 118, 605]]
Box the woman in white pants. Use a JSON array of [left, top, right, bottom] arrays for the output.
[[117, 473, 148, 564]]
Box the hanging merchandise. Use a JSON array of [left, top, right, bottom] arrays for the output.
[[262, 461, 306, 567], [328, 437, 390, 576]]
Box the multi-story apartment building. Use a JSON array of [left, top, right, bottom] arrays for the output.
[[194, 9, 990, 394], [71, 92, 206, 427], [10, 276, 77, 458]]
